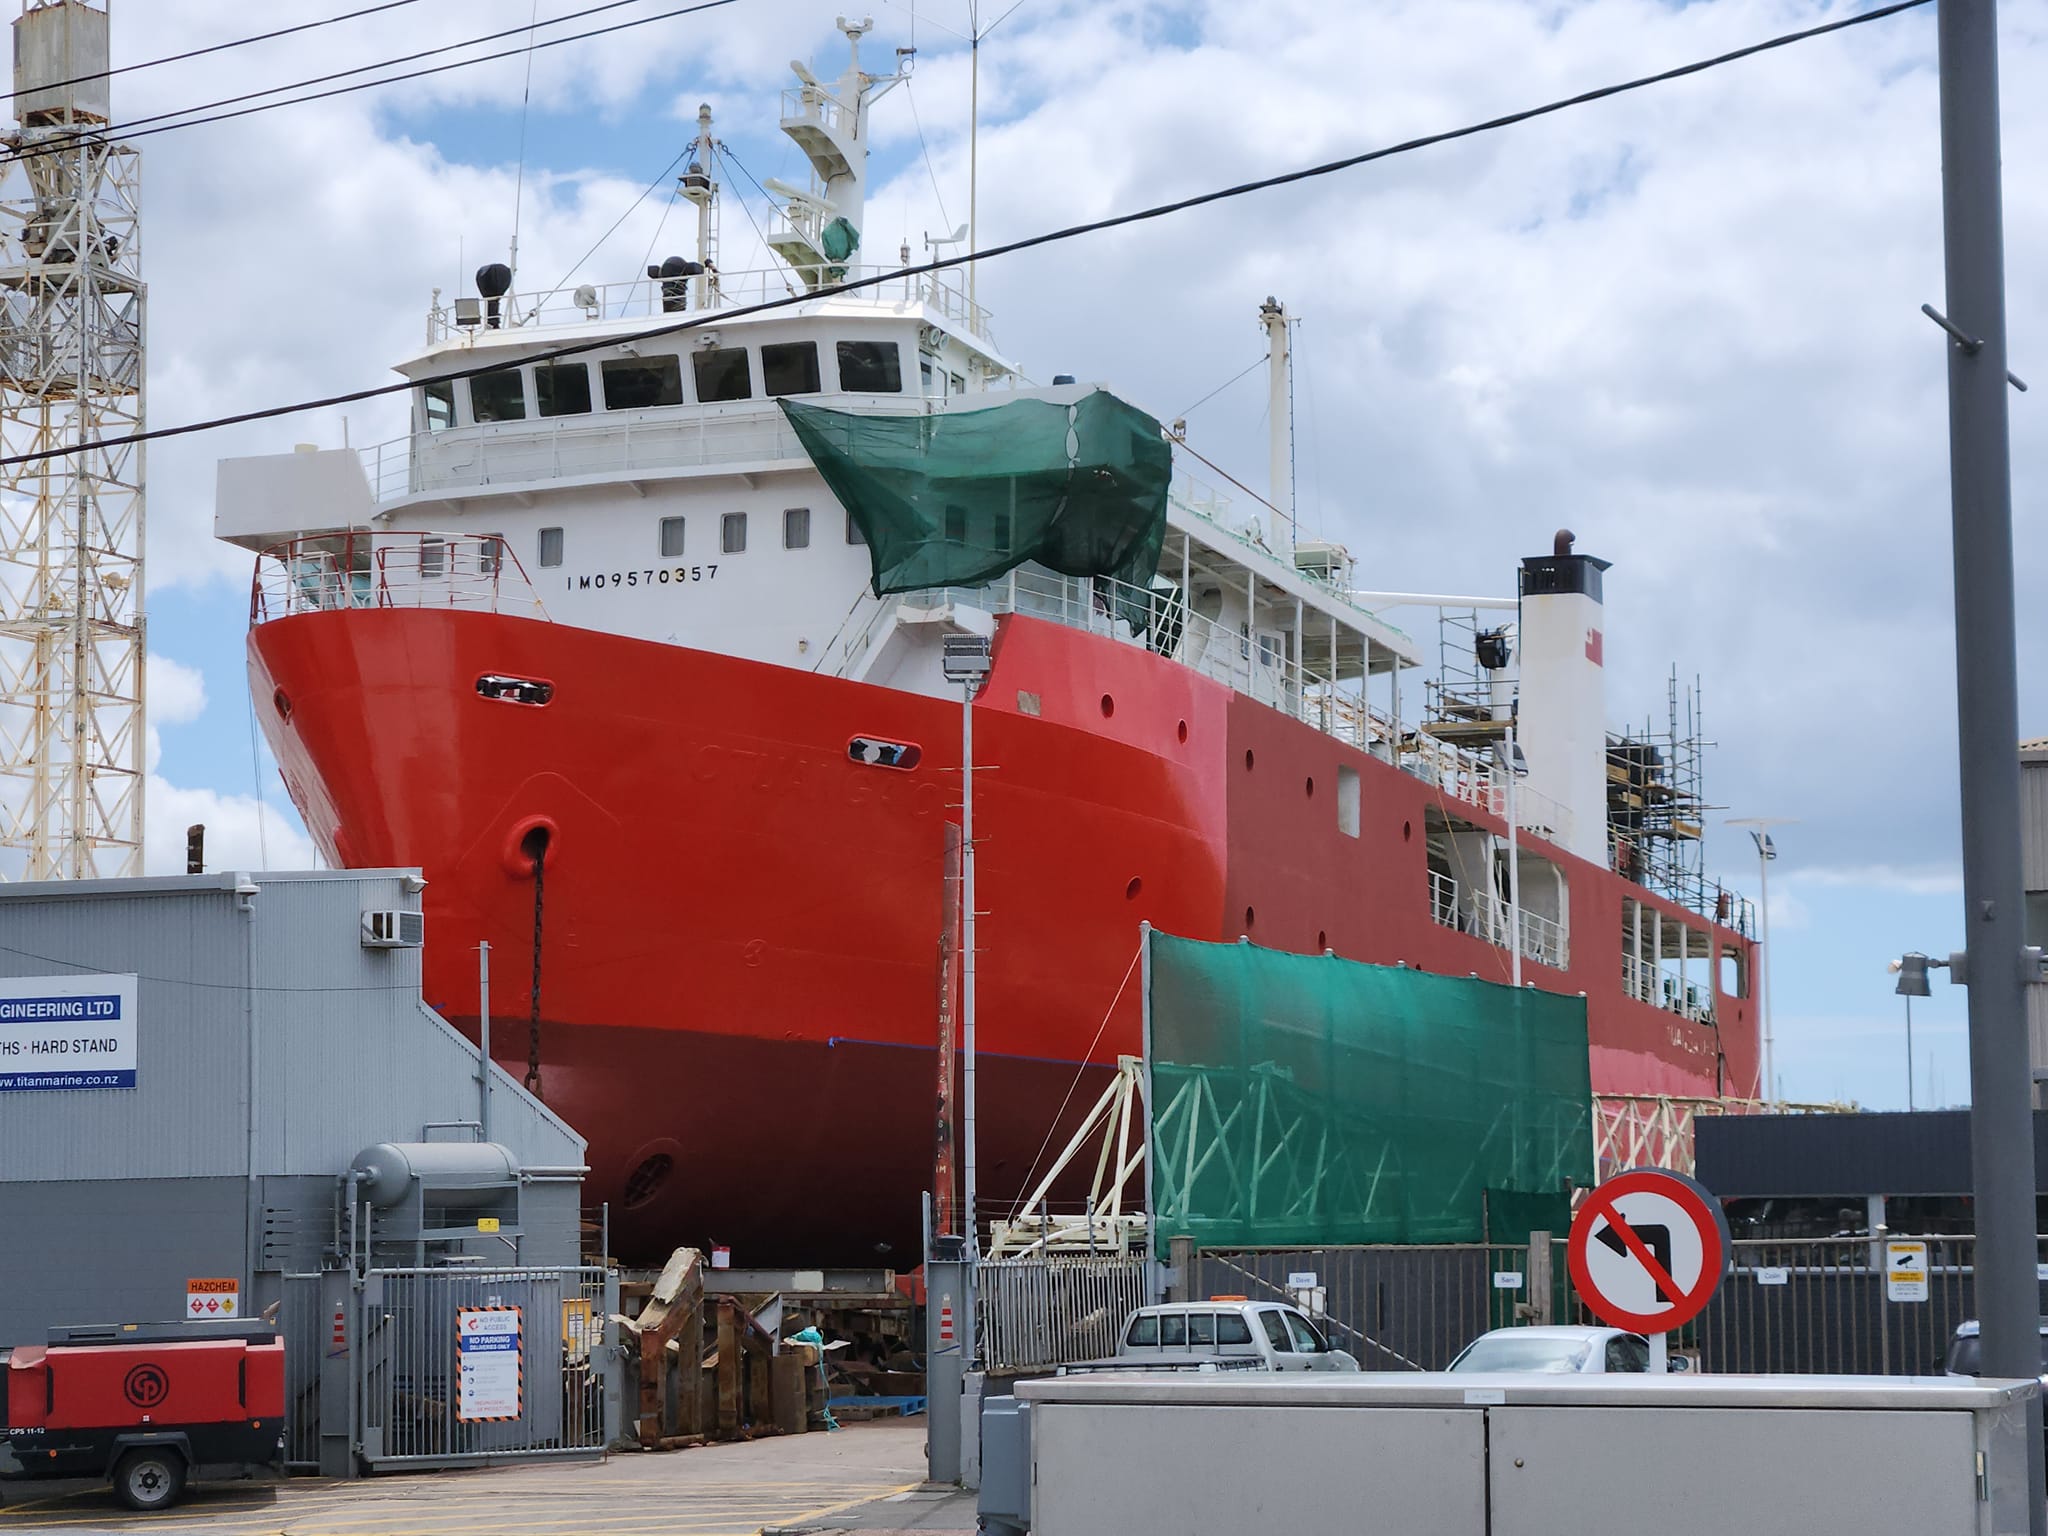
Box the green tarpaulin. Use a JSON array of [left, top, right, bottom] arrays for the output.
[[1147, 933, 1593, 1254], [780, 391, 1171, 611]]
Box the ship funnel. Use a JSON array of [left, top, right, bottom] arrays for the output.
[[1516, 539, 1612, 865]]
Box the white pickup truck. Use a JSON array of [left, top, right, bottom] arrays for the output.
[[1100, 1300, 1361, 1373]]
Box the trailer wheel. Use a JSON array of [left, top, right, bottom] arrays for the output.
[[112, 1447, 185, 1511]]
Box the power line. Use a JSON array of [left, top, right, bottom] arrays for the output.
[[0, 0, 1933, 471], [1172, 353, 1268, 425], [0, 0, 728, 169], [0, 0, 426, 106]]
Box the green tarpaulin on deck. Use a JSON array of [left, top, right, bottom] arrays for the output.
[[1147, 933, 1593, 1255], [780, 390, 1171, 607]]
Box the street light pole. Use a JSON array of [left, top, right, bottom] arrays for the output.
[[1727, 817, 1790, 1103], [1932, 2, 2043, 1524], [1904, 991, 1915, 1114]]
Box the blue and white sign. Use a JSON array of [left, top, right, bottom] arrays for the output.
[[455, 1306, 523, 1421], [0, 974, 138, 1091]]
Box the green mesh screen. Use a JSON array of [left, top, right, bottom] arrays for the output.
[[780, 391, 1171, 616], [1148, 934, 1592, 1254]]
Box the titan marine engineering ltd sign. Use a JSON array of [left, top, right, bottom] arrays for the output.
[[0, 975, 139, 1091]]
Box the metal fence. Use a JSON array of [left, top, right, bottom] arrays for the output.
[[1693, 1235, 1991, 1376], [1199, 1244, 1541, 1370], [357, 1266, 609, 1468], [1189, 1234, 2041, 1377], [279, 1273, 328, 1470], [976, 1255, 1155, 1373]]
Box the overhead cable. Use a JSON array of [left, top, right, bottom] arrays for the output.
[[0, 0, 1933, 469], [0, 0, 426, 105], [0, 0, 735, 168]]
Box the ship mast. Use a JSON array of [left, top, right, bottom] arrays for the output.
[[766, 17, 903, 291], [680, 104, 718, 312], [0, 0, 145, 880]]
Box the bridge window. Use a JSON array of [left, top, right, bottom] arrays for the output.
[[944, 506, 967, 544], [659, 516, 685, 558], [537, 527, 563, 568], [603, 356, 684, 410], [535, 362, 593, 417], [846, 512, 867, 546], [470, 368, 526, 423], [783, 507, 811, 549], [837, 339, 902, 392], [693, 346, 751, 402], [420, 537, 445, 578], [721, 512, 747, 554], [422, 380, 455, 431], [762, 341, 821, 397]]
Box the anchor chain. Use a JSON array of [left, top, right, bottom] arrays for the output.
[[525, 844, 545, 1099]]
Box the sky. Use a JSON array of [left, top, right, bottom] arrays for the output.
[[53, 0, 2048, 1110]]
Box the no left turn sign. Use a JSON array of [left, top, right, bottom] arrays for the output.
[[1567, 1168, 1731, 1334]]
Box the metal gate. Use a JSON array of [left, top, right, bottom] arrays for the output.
[[357, 1265, 612, 1469], [279, 1273, 327, 1470], [976, 1255, 1156, 1373]]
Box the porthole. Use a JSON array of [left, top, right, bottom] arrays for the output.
[[1403, 820, 1413, 842], [272, 687, 292, 721], [1126, 877, 1143, 900], [1176, 720, 1188, 744], [1244, 906, 1256, 929], [624, 1153, 673, 1209], [1305, 776, 1315, 797], [1317, 930, 1329, 951], [1100, 694, 1115, 718], [1244, 750, 1255, 771]]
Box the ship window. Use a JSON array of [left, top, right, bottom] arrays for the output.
[[1337, 765, 1360, 838], [420, 536, 445, 578], [762, 341, 821, 397], [602, 356, 684, 410], [480, 539, 502, 576], [422, 380, 455, 431], [950, 371, 966, 395], [994, 511, 1012, 553], [470, 368, 527, 423], [846, 512, 867, 546], [836, 339, 902, 392], [721, 512, 747, 554], [659, 516, 685, 558], [944, 506, 967, 544], [1239, 622, 1251, 661], [535, 361, 593, 418], [784, 507, 811, 549], [920, 358, 936, 395], [1719, 949, 1748, 999], [538, 527, 564, 568], [693, 346, 752, 402]]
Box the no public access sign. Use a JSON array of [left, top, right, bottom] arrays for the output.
[[1567, 1168, 1731, 1334]]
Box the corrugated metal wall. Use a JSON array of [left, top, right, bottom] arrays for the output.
[[2023, 757, 2048, 893], [0, 871, 583, 1182]]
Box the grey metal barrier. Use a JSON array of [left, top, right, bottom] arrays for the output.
[[279, 1272, 327, 1470], [1198, 1244, 1543, 1370], [976, 1255, 1156, 1373], [1691, 1233, 2027, 1376], [356, 1265, 610, 1469]]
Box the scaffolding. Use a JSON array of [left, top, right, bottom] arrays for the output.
[[0, 0, 145, 879], [1607, 669, 1731, 921], [1420, 606, 1514, 749]]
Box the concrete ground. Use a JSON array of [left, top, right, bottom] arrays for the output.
[[0, 1422, 972, 1536]]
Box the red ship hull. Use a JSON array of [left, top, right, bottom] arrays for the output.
[[251, 606, 1758, 1263]]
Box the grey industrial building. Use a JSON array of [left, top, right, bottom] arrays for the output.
[[0, 869, 605, 1474]]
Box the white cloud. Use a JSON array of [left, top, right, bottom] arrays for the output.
[[1791, 864, 1966, 897], [143, 776, 317, 877]]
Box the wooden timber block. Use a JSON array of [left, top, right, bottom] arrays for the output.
[[769, 1353, 808, 1437]]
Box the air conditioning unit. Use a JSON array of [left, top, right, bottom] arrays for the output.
[[361, 910, 425, 949]]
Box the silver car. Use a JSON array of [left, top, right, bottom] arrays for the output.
[[1119, 1301, 1361, 1372], [1448, 1325, 1662, 1374]]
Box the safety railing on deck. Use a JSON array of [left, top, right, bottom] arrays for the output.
[[1426, 868, 1571, 971], [250, 532, 550, 625], [423, 264, 996, 346], [975, 1254, 1155, 1373]]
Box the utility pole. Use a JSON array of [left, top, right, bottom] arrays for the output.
[[1931, 1, 2043, 1526], [1727, 818, 1788, 1102]]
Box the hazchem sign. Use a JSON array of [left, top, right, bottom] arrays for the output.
[[1567, 1168, 1731, 1334], [0, 974, 138, 1091], [186, 1277, 240, 1320], [456, 1306, 523, 1422]]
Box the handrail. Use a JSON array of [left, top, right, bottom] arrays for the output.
[[1427, 868, 1571, 972], [250, 531, 549, 626]]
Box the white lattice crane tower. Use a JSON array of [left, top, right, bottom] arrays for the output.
[[0, 0, 144, 879]]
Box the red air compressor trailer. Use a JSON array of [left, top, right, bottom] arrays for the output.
[[1, 1322, 285, 1510]]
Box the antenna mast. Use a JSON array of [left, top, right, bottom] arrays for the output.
[[0, 0, 146, 880]]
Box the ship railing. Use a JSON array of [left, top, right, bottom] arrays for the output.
[[249, 531, 550, 626], [781, 83, 850, 140], [1426, 868, 1572, 972], [826, 566, 1412, 754], [1403, 737, 1577, 850], [421, 264, 997, 346], [1621, 952, 1717, 1027]]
